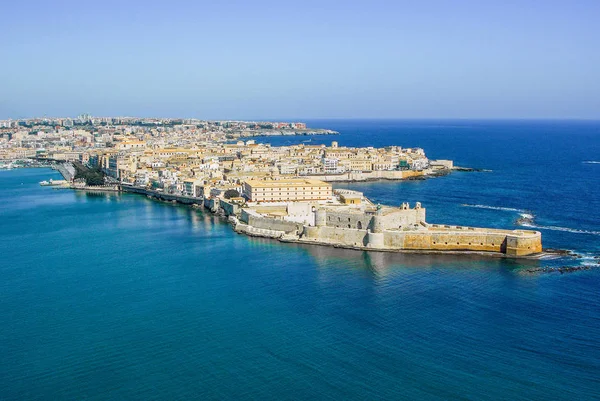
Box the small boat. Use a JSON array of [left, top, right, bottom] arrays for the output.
[[40, 179, 67, 186]]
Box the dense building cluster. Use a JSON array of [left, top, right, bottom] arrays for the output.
[[0, 116, 543, 257], [0, 116, 452, 199]]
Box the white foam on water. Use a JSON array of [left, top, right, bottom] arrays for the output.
[[462, 205, 599, 236], [520, 222, 600, 236], [538, 254, 561, 260], [579, 252, 600, 262], [582, 161, 600, 164], [462, 204, 528, 213]]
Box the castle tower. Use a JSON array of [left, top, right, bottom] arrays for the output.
[[372, 204, 384, 233], [367, 205, 385, 248], [315, 208, 327, 227]]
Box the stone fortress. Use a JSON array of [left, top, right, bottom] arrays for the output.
[[225, 180, 543, 258]]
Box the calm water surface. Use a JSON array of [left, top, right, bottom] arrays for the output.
[[1, 120, 599, 400]]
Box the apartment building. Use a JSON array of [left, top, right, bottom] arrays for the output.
[[242, 179, 332, 203]]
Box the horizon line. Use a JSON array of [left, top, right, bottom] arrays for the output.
[[2, 116, 600, 122]]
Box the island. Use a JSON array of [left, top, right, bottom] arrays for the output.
[[0, 116, 542, 258]]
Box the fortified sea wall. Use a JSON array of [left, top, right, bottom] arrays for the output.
[[117, 185, 541, 257], [240, 209, 303, 233], [302, 224, 541, 256], [319, 203, 426, 231], [232, 203, 542, 257], [299, 207, 541, 256]]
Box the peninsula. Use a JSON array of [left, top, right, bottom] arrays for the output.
[[0, 116, 542, 257]]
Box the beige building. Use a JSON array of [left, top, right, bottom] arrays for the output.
[[242, 179, 332, 203], [116, 140, 146, 151]]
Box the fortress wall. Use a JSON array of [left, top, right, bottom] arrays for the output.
[[506, 233, 543, 256], [220, 200, 240, 216], [384, 231, 507, 252], [428, 232, 507, 252], [240, 207, 542, 256], [305, 227, 540, 255], [235, 223, 284, 239], [380, 209, 426, 229], [325, 210, 372, 230], [204, 197, 219, 210], [302, 226, 320, 238], [305, 226, 369, 247], [383, 229, 541, 255], [322, 207, 427, 231], [286, 202, 315, 226], [240, 208, 252, 224], [240, 209, 301, 233], [249, 215, 301, 233]]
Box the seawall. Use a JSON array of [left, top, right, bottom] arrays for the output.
[[299, 225, 542, 257], [121, 185, 204, 206], [74, 184, 542, 259]]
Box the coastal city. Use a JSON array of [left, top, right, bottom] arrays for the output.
[[0, 115, 453, 190], [2, 2, 597, 400], [0, 116, 541, 257]]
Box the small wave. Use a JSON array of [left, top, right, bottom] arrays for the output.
[[520, 223, 600, 236], [462, 204, 528, 213], [576, 252, 600, 261], [582, 161, 600, 164], [575, 251, 600, 267], [462, 204, 599, 236], [579, 253, 600, 266], [537, 254, 562, 260]]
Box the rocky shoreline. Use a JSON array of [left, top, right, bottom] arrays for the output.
[[521, 263, 599, 275], [452, 166, 492, 172]]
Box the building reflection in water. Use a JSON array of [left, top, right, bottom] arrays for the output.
[[303, 244, 541, 280]]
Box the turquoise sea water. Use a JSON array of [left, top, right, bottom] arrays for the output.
[[1, 120, 600, 400]]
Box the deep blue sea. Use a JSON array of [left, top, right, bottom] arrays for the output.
[[1, 120, 599, 400]]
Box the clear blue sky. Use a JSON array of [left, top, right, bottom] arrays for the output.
[[1, 0, 599, 120]]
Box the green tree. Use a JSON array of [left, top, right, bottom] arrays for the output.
[[223, 189, 240, 199]]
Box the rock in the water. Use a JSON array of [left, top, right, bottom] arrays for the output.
[[544, 248, 576, 256], [522, 265, 595, 275]]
